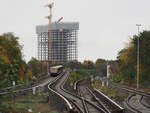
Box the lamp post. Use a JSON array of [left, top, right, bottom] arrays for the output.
[[136, 24, 141, 89]]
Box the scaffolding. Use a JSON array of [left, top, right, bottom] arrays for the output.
[[36, 22, 79, 64]]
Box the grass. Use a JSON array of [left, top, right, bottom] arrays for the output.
[[1, 91, 59, 113], [2, 102, 54, 113], [92, 80, 127, 100], [117, 80, 150, 92], [50, 111, 59, 113]]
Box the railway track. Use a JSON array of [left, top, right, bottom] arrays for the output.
[[48, 70, 86, 113], [110, 80, 150, 112], [48, 70, 106, 113], [110, 81, 150, 97], [75, 79, 106, 113], [61, 73, 106, 113], [48, 70, 76, 113], [0, 73, 49, 92], [140, 96, 150, 109], [125, 94, 150, 113], [0, 74, 55, 95], [75, 79, 124, 113], [48, 70, 124, 113]]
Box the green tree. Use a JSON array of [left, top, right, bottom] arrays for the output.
[[95, 58, 107, 75], [63, 60, 84, 70], [0, 33, 22, 62], [0, 33, 30, 87], [118, 42, 136, 81], [132, 31, 150, 81], [83, 60, 94, 69], [117, 30, 150, 82], [28, 57, 40, 76]]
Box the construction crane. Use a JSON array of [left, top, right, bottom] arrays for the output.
[[45, 2, 54, 66], [45, 2, 64, 65], [44, 2, 54, 74], [53, 17, 63, 64], [56, 17, 63, 23]]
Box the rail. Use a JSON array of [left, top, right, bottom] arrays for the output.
[[110, 81, 150, 98], [94, 88, 124, 113], [126, 94, 142, 113], [47, 70, 73, 112], [0, 74, 53, 95], [74, 79, 124, 113]]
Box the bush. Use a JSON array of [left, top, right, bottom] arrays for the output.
[[112, 73, 122, 83], [68, 71, 82, 84]]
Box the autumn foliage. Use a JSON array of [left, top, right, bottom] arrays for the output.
[[117, 31, 150, 82], [0, 33, 33, 87]]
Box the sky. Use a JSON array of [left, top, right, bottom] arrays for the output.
[[0, 0, 150, 62]]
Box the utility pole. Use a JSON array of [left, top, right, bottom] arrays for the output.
[[45, 2, 54, 74], [136, 24, 141, 89]]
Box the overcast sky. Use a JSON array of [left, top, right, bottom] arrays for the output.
[[0, 0, 150, 62]]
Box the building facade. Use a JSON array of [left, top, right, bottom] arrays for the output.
[[36, 22, 79, 64]]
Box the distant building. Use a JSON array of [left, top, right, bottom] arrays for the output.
[[36, 22, 79, 64]]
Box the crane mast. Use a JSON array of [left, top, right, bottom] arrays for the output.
[[45, 2, 54, 65], [45, 3, 63, 65]]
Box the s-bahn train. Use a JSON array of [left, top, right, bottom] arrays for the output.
[[50, 65, 64, 77]]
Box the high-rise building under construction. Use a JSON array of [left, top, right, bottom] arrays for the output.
[[36, 22, 79, 64]]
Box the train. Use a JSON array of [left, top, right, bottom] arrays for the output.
[[50, 65, 64, 77]]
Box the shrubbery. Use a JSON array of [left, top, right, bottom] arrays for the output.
[[112, 73, 122, 83]]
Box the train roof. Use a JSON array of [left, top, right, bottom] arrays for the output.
[[50, 65, 63, 69]]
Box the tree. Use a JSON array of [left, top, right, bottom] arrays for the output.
[[0, 33, 22, 62], [0, 33, 23, 86], [118, 42, 136, 81], [28, 57, 40, 76], [108, 60, 120, 74], [95, 59, 107, 76], [83, 60, 94, 69], [0, 33, 31, 87], [117, 30, 150, 82], [63, 60, 84, 70], [132, 31, 150, 81]]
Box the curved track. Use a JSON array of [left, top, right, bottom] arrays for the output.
[[48, 70, 107, 113], [75, 79, 124, 113], [76, 79, 107, 113], [0, 73, 48, 92], [126, 94, 150, 113], [0, 74, 55, 95], [110, 81, 150, 97], [139, 96, 150, 109], [110, 80, 150, 112]]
